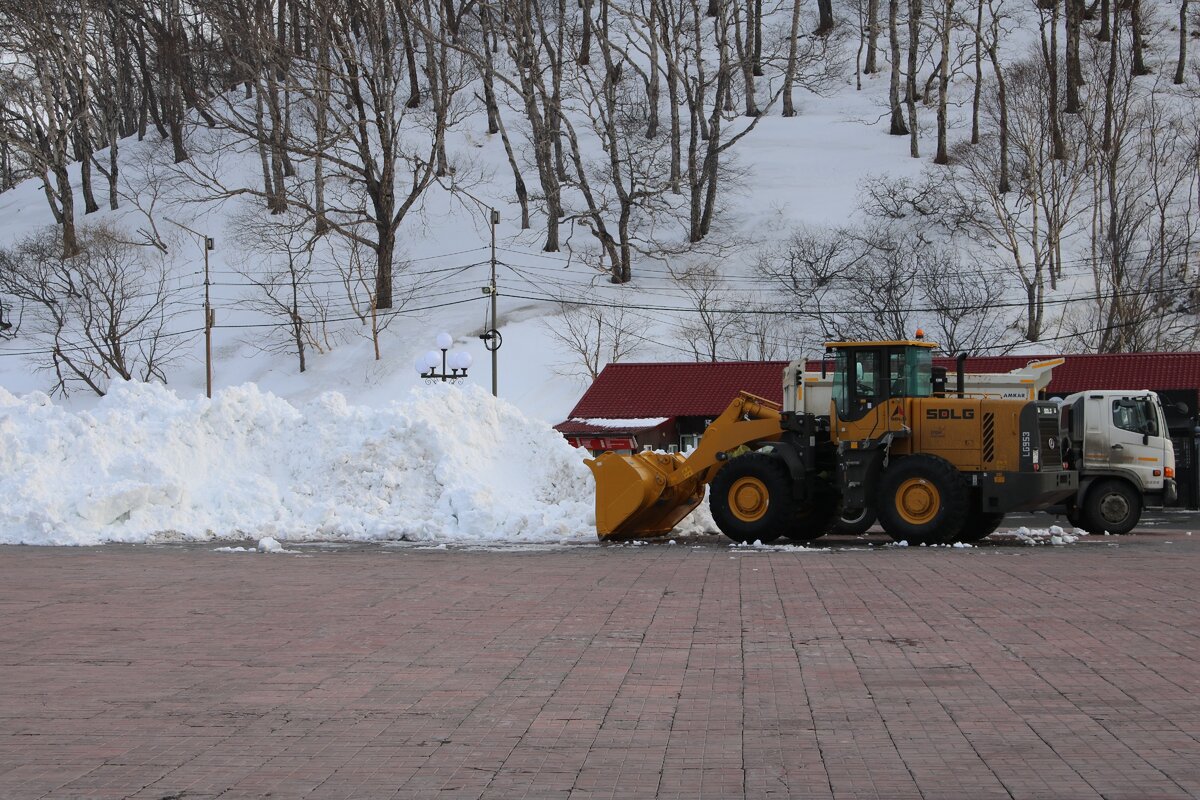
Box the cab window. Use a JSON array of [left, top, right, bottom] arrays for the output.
[[833, 349, 882, 420], [1112, 397, 1159, 437], [887, 346, 933, 398]]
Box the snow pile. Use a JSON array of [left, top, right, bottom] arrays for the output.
[[0, 381, 599, 546]]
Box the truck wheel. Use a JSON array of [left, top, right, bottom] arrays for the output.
[[955, 508, 1005, 543], [877, 455, 969, 546], [784, 494, 839, 542], [710, 453, 792, 544], [834, 506, 877, 536], [1080, 479, 1142, 535]]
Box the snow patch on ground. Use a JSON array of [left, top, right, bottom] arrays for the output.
[[991, 525, 1083, 546]]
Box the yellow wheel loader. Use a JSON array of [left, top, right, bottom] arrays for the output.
[[586, 339, 1078, 545]]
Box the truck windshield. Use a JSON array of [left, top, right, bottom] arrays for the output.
[[1112, 396, 1160, 437]]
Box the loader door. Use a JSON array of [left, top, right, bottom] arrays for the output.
[[833, 348, 883, 422], [831, 343, 932, 444]]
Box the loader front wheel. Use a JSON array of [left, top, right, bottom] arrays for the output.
[[710, 453, 792, 544], [878, 455, 969, 546]]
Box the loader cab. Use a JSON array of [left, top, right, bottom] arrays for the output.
[[828, 340, 936, 423]]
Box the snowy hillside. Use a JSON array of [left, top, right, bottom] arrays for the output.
[[0, 0, 1196, 544]]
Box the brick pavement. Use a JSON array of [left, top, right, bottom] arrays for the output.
[[1, 530, 1198, 799]]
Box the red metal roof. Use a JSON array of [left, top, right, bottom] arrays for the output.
[[565, 353, 1200, 419], [938, 353, 1200, 394], [566, 361, 790, 418]]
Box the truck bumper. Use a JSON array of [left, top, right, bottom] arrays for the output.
[[979, 469, 1078, 514], [1164, 478, 1178, 506]]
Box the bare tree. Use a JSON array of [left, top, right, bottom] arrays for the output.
[[189, 0, 468, 310], [230, 209, 330, 373], [542, 299, 647, 380], [0, 224, 185, 396], [0, 0, 86, 256], [672, 262, 748, 361]]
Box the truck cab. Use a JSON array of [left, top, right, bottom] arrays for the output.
[[1060, 390, 1177, 534]]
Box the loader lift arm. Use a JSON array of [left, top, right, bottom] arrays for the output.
[[586, 392, 785, 539]]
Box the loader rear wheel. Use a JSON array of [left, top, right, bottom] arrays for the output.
[[710, 453, 792, 544], [878, 455, 968, 546]]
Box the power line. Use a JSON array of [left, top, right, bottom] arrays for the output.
[[498, 263, 1200, 318]]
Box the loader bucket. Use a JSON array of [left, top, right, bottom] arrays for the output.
[[586, 450, 707, 540]]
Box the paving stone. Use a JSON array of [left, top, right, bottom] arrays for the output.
[[0, 530, 1198, 798]]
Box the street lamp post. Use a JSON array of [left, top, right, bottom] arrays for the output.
[[414, 332, 472, 383]]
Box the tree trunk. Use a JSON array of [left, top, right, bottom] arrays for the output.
[[1176, 0, 1189, 84], [398, 5, 422, 107], [971, 0, 983, 142], [752, 0, 764, 75], [1102, 0, 1118, 153], [660, 0, 682, 190], [865, 0, 880, 73], [1065, 0, 1082, 112], [579, 0, 593, 65], [889, 0, 909, 134], [816, 0, 835, 34], [647, 0, 661, 135], [988, 42, 1010, 193], [1042, 1, 1066, 159], [907, 0, 921, 157], [734, 4, 758, 116], [783, 0, 804, 116], [934, 0, 953, 163], [1131, 0, 1150, 75], [54, 164, 80, 257]]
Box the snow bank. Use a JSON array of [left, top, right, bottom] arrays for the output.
[[0, 381, 599, 546]]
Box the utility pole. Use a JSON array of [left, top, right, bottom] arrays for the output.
[[204, 236, 214, 398], [489, 208, 498, 397], [167, 218, 216, 399]]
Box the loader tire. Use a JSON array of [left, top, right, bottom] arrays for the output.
[[1079, 479, 1141, 535], [834, 505, 877, 536], [954, 508, 1006, 543], [878, 455, 969, 546], [710, 453, 793, 544], [784, 494, 839, 542]]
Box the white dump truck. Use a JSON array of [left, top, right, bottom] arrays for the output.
[[1059, 390, 1176, 535], [798, 358, 1175, 535]]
